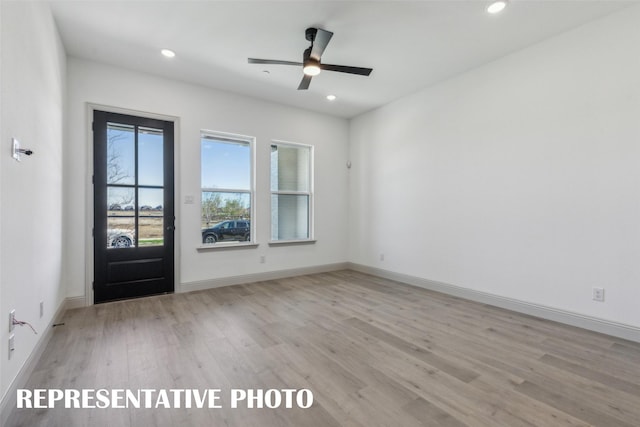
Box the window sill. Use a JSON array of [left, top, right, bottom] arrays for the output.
[[268, 239, 316, 247], [197, 242, 259, 251]]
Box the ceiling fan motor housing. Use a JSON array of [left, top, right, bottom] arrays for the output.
[[305, 27, 318, 42]]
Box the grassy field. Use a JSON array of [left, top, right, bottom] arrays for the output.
[[108, 210, 164, 246]]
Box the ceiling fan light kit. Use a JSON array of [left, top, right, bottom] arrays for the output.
[[248, 27, 373, 90], [303, 60, 321, 76]]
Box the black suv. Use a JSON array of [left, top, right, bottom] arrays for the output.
[[202, 220, 250, 243]]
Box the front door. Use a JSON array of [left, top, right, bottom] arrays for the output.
[[93, 110, 175, 303]]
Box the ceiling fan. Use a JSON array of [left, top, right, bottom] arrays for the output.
[[248, 28, 373, 90]]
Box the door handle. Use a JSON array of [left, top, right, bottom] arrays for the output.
[[166, 226, 175, 231]]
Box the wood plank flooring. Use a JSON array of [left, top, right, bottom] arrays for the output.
[[7, 270, 640, 426]]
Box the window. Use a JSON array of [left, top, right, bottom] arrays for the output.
[[270, 142, 313, 241], [201, 131, 254, 245]]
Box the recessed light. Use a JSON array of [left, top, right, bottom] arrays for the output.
[[326, 95, 337, 101], [262, 70, 270, 75], [487, 0, 507, 14], [161, 49, 176, 58]]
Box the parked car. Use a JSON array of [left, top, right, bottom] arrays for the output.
[[202, 220, 250, 243], [107, 229, 135, 248]]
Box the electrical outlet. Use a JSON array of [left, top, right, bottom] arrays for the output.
[[9, 334, 15, 360], [380, 253, 385, 261], [260, 255, 266, 264], [9, 310, 15, 332], [40, 301, 44, 318], [592, 287, 605, 302]]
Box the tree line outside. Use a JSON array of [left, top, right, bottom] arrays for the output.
[[201, 192, 251, 228]]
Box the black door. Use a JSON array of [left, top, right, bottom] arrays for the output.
[[93, 111, 175, 303]]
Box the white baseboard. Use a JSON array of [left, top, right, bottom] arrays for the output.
[[0, 297, 68, 427], [181, 262, 350, 293], [65, 296, 86, 310], [347, 263, 640, 343]]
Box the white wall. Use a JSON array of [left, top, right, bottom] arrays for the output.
[[349, 5, 640, 329], [0, 0, 66, 405], [65, 58, 349, 298]]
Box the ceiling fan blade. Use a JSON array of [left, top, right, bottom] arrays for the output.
[[320, 63, 373, 76], [297, 74, 312, 90], [248, 58, 302, 66], [310, 28, 333, 61]]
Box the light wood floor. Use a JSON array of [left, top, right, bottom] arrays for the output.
[[7, 270, 640, 426]]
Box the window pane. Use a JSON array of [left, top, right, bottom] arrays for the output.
[[270, 145, 310, 192], [201, 192, 251, 244], [138, 127, 164, 187], [107, 186, 135, 213], [107, 186, 135, 248], [107, 123, 135, 185], [201, 138, 250, 190], [107, 218, 135, 249], [201, 191, 251, 227], [139, 188, 164, 246], [271, 194, 309, 240]]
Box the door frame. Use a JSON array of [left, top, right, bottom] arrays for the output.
[[84, 103, 181, 306]]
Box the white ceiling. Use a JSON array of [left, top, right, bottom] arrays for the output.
[[49, 0, 634, 118]]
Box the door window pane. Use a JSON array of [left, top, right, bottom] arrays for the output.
[[108, 186, 135, 213], [107, 123, 135, 185], [139, 188, 164, 246], [107, 218, 135, 248], [107, 186, 135, 248], [138, 127, 164, 187]]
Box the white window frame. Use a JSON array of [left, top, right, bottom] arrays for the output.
[[200, 130, 256, 248], [269, 140, 314, 244]]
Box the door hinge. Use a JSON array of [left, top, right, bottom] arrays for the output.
[[92, 228, 94, 237], [92, 122, 95, 131]]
